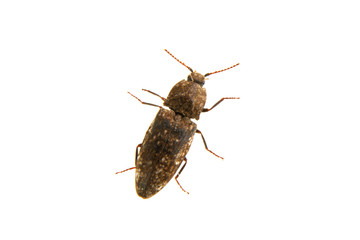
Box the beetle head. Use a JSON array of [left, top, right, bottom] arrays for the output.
[[187, 72, 205, 86]]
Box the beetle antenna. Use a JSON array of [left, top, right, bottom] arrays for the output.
[[164, 49, 193, 72], [204, 63, 240, 77]]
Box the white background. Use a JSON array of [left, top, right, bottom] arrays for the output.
[[1, 0, 359, 239]]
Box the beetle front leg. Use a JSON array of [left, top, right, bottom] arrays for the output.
[[202, 97, 240, 112], [196, 129, 223, 159], [128, 92, 163, 108], [142, 89, 166, 101]]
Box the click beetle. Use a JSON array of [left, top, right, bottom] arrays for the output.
[[116, 49, 240, 199]]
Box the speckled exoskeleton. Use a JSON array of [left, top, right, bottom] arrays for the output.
[[116, 49, 240, 199]]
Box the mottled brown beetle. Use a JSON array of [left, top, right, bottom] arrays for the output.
[[116, 49, 240, 199]]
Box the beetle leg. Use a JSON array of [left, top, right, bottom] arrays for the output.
[[202, 97, 240, 112], [115, 167, 135, 174], [196, 129, 224, 159], [128, 92, 162, 108], [142, 89, 166, 101], [175, 157, 189, 194], [135, 143, 142, 165], [115, 143, 142, 174]]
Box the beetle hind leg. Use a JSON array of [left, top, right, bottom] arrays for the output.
[[115, 167, 135, 174], [135, 143, 142, 165], [115, 143, 142, 174], [175, 157, 189, 195]]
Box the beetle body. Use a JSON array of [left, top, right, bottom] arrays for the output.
[[136, 108, 196, 198]]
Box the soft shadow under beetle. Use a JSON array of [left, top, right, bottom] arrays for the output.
[[116, 49, 240, 199]]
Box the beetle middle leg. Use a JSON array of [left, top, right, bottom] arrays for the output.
[[115, 143, 142, 174], [196, 129, 224, 159], [175, 157, 189, 194], [202, 97, 240, 112]]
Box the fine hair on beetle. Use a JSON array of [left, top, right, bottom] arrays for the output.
[[116, 49, 240, 199]]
